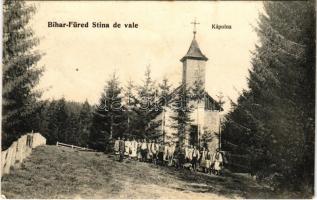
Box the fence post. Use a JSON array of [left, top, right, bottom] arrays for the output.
[[56, 142, 59, 146]]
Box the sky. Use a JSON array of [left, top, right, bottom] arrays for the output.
[[29, 1, 263, 112]]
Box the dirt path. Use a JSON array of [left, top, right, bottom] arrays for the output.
[[2, 146, 274, 199]]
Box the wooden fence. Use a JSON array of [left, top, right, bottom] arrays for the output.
[[56, 142, 95, 152], [1, 132, 46, 176]]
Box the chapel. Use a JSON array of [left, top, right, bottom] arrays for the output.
[[154, 22, 223, 153]]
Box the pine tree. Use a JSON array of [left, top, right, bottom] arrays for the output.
[[65, 112, 80, 145], [38, 99, 69, 145], [2, 0, 43, 149], [78, 100, 92, 147], [158, 77, 172, 143], [53, 98, 69, 143], [216, 92, 226, 109], [43, 100, 58, 144], [89, 73, 126, 151], [222, 1, 315, 192], [158, 77, 172, 106], [123, 80, 137, 138], [133, 66, 161, 139], [170, 86, 193, 147], [191, 78, 205, 103]]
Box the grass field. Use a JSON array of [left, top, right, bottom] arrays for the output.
[[1, 145, 308, 199]]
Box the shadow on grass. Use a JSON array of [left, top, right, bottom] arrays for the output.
[[162, 166, 274, 199]]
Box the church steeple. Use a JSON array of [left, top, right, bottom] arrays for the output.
[[180, 19, 208, 62], [181, 19, 208, 89]]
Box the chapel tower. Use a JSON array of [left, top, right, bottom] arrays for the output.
[[180, 20, 208, 90]]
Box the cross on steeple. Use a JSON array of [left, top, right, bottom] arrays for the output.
[[191, 18, 200, 37]]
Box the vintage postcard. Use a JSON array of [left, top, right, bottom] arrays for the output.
[[1, 0, 315, 199]]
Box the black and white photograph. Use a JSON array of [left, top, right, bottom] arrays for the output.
[[1, 0, 315, 199]]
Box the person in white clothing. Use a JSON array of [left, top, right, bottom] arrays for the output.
[[130, 138, 138, 159], [114, 137, 120, 161], [185, 145, 190, 162], [147, 139, 153, 162], [213, 148, 224, 175], [167, 143, 175, 166], [188, 145, 193, 162]]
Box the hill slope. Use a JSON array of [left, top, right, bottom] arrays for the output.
[[2, 146, 277, 199]]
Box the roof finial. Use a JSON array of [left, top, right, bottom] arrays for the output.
[[191, 18, 200, 38]]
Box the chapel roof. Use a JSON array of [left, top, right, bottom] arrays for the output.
[[180, 36, 208, 62], [154, 85, 223, 112]]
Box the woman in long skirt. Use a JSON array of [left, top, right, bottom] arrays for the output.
[[205, 150, 212, 174], [200, 147, 207, 173], [213, 149, 224, 175], [147, 140, 153, 162], [130, 138, 138, 160], [163, 143, 169, 166], [126, 138, 132, 159], [188, 145, 193, 163], [114, 137, 120, 161], [168, 143, 175, 166]]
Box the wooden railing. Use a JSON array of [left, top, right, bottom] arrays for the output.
[[56, 142, 95, 152]]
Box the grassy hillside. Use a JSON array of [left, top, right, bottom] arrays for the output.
[[1, 146, 304, 199]]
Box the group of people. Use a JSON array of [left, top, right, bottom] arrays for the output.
[[113, 137, 224, 175]]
